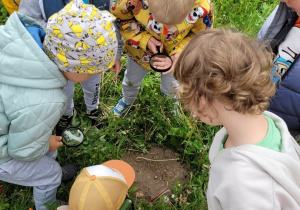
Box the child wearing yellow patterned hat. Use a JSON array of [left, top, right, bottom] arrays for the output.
[[0, 1, 119, 209], [43, 0, 120, 135], [44, 0, 118, 83], [19, 0, 123, 134]]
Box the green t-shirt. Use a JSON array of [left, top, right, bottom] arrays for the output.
[[220, 115, 281, 152]]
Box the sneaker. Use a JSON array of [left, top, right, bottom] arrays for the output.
[[56, 200, 68, 206], [112, 99, 130, 117], [55, 109, 77, 136], [88, 105, 103, 128], [61, 164, 78, 182]]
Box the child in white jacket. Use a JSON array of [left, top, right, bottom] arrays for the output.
[[174, 28, 300, 209]]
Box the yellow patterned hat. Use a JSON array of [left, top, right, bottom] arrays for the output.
[[69, 160, 135, 210], [44, 0, 117, 74]]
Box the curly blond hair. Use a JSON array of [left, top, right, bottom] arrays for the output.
[[148, 0, 195, 25], [174, 28, 276, 116]]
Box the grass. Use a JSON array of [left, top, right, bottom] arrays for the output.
[[0, 0, 278, 209]]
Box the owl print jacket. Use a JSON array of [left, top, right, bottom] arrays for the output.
[[110, 0, 213, 70]]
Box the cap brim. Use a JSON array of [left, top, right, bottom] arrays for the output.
[[102, 160, 135, 189]]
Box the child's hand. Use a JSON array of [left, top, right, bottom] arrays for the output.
[[49, 135, 63, 151], [147, 37, 163, 53], [162, 53, 180, 75], [151, 56, 173, 71], [110, 59, 121, 79]]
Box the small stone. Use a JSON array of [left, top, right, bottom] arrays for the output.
[[136, 191, 144, 198], [154, 176, 158, 179]]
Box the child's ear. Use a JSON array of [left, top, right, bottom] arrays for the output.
[[62, 71, 92, 82], [200, 95, 206, 108]]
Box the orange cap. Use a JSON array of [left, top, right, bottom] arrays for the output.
[[102, 160, 135, 189], [69, 160, 135, 210]]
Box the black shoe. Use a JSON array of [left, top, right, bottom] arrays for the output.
[[88, 106, 103, 128], [55, 109, 77, 136], [61, 164, 78, 182], [56, 200, 68, 206]]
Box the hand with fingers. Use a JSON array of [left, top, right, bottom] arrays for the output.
[[110, 59, 121, 79], [147, 37, 163, 53], [162, 53, 180, 75], [151, 55, 173, 71], [49, 135, 63, 151]]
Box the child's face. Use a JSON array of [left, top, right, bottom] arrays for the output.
[[281, 0, 300, 15]]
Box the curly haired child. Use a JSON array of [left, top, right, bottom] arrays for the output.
[[174, 28, 300, 209]]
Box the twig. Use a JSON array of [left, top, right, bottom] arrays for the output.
[[105, 150, 112, 159], [148, 175, 169, 202], [202, 164, 210, 169], [136, 157, 178, 162], [160, 106, 171, 128], [3, 189, 23, 204]]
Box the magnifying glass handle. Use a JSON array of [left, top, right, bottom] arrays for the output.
[[156, 45, 160, 53]]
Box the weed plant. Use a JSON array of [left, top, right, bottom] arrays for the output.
[[0, 0, 278, 209]]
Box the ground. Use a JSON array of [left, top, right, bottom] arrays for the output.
[[123, 146, 189, 203]]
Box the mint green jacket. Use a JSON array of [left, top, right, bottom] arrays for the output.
[[0, 13, 67, 164]]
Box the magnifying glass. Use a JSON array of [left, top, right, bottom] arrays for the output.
[[61, 127, 84, 147], [149, 46, 173, 73]]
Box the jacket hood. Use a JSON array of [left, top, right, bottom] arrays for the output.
[[0, 12, 67, 89], [209, 111, 300, 205]]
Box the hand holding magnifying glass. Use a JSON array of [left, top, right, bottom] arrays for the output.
[[61, 127, 84, 147], [149, 46, 173, 73]]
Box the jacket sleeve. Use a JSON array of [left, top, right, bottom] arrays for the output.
[[170, 4, 213, 55], [110, 0, 152, 52], [109, 1, 124, 60], [6, 91, 66, 162], [114, 23, 124, 60], [256, 5, 279, 40]]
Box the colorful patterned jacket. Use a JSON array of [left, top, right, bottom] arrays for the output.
[[111, 0, 213, 70]]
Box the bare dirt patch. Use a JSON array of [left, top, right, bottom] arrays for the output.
[[123, 146, 189, 202]]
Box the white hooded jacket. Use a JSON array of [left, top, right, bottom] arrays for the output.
[[207, 111, 300, 210]]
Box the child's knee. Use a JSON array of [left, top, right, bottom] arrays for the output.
[[48, 161, 63, 186]]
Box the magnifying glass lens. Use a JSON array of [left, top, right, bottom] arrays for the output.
[[149, 54, 173, 72], [61, 127, 84, 147]]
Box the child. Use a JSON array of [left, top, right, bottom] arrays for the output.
[[110, 0, 213, 116], [174, 28, 300, 209], [257, 2, 300, 139], [0, 0, 118, 209], [57, 160, 135, 210], [19, 0, 124, 134]]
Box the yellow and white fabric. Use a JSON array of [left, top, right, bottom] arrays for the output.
[[44, 0, 118, 74]]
